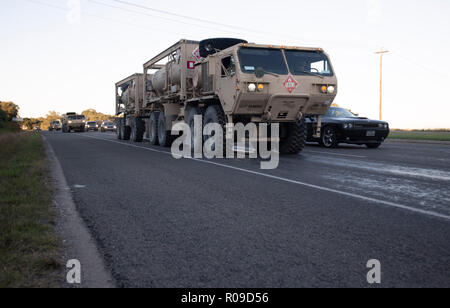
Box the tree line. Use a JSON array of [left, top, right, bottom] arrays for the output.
[[0, 102, 115, 131]]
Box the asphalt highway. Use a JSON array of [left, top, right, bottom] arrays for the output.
[[43, 131, 450, 288]]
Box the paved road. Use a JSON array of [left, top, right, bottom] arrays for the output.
[[43, 131, 450, 288]]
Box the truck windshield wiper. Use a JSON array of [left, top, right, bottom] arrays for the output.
[[296, 71, 325, 78]]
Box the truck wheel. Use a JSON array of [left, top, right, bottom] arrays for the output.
[[279, 120, 307, 154], [117, 121, 123, 139], [149, 112, 159, 145], [203, 105, 230, 155], [186, 106, 202, 150], [130, 118, 145, 142], [157, 112, 176, 147], [320, 126, 339, 148], [123, 125, 131, 141]]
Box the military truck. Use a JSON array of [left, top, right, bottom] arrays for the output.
[[61, 112, 86, 133], [115, 38, 338, 154]]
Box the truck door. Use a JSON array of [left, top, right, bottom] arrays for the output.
[[217, 55, 237, 114]]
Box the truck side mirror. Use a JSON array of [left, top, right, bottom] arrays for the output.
[[255, 67, 265, 78]]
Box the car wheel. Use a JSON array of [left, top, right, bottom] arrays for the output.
[[366, 143, 382, 149], [320, 126, 339, 148]]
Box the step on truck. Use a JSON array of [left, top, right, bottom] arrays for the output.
[[115, 38, 338, 154]]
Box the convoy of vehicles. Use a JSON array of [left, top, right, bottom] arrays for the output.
[[306, 107, 390, 148], [115, 38, 338, 154], [54, 39, 389, 151], [61, 113, 86, 133]]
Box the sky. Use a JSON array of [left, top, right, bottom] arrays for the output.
[[1, 0, 449, 129]]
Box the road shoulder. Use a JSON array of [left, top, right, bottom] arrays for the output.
[[43, 135, 115, 288]]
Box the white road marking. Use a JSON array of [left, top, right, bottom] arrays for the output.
[[80, 134, 450, 221], [303, 150, 366, 158]]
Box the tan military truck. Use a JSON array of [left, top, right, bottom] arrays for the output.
[[61, 112, 86, 133], [116, 38, 337, 154]]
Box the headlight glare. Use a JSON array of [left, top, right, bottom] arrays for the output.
[[248, 83, 256, 92]]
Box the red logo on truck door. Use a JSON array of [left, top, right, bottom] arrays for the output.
[[283, 76, 298, 93]]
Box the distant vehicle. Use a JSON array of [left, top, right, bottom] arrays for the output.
[[33, 126, 41, 132], [101, 121, 116, 132], [49, 120, 62, 131], [85, 121, 99, 132], [61, 113, 86, 133], [306, 107, 390, 148]]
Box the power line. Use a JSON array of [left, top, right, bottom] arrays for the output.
[[88, 0, 242, 36], [111, 0, 258, 34]]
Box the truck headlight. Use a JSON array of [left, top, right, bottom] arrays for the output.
[[248, 83, 257, 92], [327, 86, 335, 94]]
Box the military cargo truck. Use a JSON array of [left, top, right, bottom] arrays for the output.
[[116, 38, 338, 154], [61, 112, 86, 133]]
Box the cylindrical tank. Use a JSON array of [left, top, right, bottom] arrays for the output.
[[151, 62, 182, 96]]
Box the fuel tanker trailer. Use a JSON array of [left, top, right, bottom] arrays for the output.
[[115, 38, 338, 154]]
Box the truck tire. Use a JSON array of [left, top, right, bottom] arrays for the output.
[[157, 112, 176, 147], [123, 125, 131, 141], [130, 118, 145, 142], [279, 119, 307, 154], [203, 105, 231, 155], [186, 106, 202, 149], [117, 121, 123, 139], [149, 112, 159, 145]]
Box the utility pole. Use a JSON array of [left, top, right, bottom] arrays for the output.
[[375, 49, 389, 120]]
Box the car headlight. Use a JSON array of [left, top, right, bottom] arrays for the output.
[[68, 121, 72, 124], [248, 83, 257, 92], [327, 86, 335, 94], [343, 123, 353, 129], [379, 123, 384, 128]]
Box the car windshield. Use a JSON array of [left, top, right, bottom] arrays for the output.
[[285, 50, 333, 76], [325, 108, 356, 118], [238, 47, 288, 75], [87, 122, 96, 125], [104, 122, 113, 125]]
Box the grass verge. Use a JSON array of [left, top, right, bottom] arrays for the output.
[[388, 130, 450, 142], [0, 131, 61, 287]]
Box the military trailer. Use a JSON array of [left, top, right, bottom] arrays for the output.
[[115, 38, 338, 154], [61, 112, 86, 133]]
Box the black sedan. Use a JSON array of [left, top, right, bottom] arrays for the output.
[[306, 107, 390, 148]]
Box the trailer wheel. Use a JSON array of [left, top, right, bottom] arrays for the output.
[[117, 120, 123, 139], [157, 112, 176, 147], [279, 119, 307, 154], [149, 112, 160, 145], [130, 118, 145, 142], [123, 125, 131, 141]]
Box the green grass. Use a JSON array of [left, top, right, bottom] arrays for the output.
[[0, 131, 62, 287], [388, 130, 450, 142]]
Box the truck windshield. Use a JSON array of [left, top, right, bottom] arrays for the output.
[[285, 50, 333, 77], [69, 116, 85, 120], [238, 47, 288, 75]]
